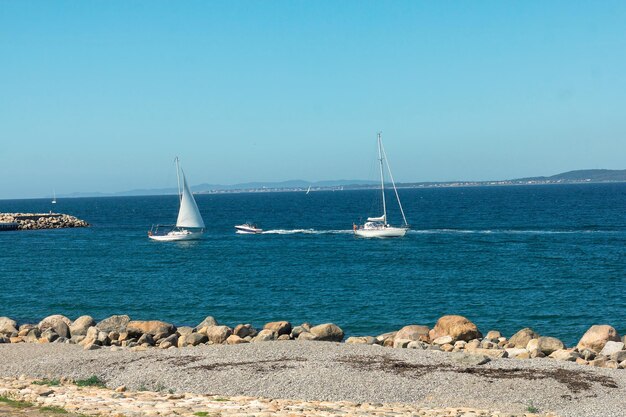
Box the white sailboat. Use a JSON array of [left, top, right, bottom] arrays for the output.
[[148, 157, 205, 241], [306, 185, 311, 195], [353, 132, 409, 238], [52, 190, 57, 204]]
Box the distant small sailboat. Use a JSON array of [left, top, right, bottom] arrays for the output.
[[353, 132, 409, 238], [148, 157, 205, 241], [52, 190, 57, 204], [306, 185, 311, 195]]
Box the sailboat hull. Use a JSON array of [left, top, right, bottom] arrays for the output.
[[354, 227, 407, 238], [148, 230, 204, 241]]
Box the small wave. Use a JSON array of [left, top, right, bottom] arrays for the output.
[[262, 229, 352, 235], [409, 229, 618, 235]]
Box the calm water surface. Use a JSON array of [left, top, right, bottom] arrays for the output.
[[1, 184, 625, 345]]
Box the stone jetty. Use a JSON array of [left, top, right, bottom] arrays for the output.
[[1, 314, 624, 370], [0, 213, 89, 230]]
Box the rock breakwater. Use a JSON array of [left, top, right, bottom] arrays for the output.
[[1, 314, 624, 371], [0, 213, 89, 230]]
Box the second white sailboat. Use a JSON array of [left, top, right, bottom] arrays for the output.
[[354, 132, 409, 238]]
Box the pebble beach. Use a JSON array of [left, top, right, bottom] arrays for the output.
[[1, 314, 625, 417]]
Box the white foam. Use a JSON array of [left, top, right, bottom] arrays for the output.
[[408, 229, 612, 235], [262, 229, 352, 235]]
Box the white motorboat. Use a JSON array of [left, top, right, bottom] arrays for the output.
[[149, 157, 205, 241], [235, 223, 263, 234], [354, 132, 409, 238]]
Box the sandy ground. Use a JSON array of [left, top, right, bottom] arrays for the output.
[[0, 341, 624, 417]]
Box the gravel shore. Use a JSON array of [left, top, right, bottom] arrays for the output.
[[1, 341, 624, 417]]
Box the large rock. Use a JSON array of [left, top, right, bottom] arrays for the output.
[[233, 324, 257, 338], [429, 315, 482, 342], [346, 336, 376, 345], [264, 321, 292, 336], [509, 328, 539, 348], [600, 341, 625, 357], [126, 320, 175, 337], [549, 349, 579, 362], [309, 323, 344, 342], [0, 317, 18, 335], [96, 315, 130, 333], [70, 316, 95, 336], [38, 315, 71, 338], [226, 334, 248, 344], [505, 348, 530, 359], [252, 329, 276, 342], [205, 325, 232, 344], [375, 331, 397, 346], [194, 316, 218, 330], [527, 336, 564, 355], [79, 326, 99, 346], [394, 325, 430, 343], [577, 325, 621, 353], [178, 333, 208, 347]]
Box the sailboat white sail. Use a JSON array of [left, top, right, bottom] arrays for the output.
[[52, 190, 57, 204], [148, 157, 205, 241], [354, 132, 408, 238], [176, 172, 205, 229]]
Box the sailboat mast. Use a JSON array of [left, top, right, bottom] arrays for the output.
[[377, 132, 387, 223], [175, 157, 182, 202], [381, 141, 408, 227]]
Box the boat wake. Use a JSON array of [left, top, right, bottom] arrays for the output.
[[262, 229, 353, 235], [409, 228, 618, 235]]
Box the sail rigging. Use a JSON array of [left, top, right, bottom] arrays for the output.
[[175, 170, 205, 229]]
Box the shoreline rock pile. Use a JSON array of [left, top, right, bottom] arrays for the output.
[[1, 314, 624, 370], [0, 213, 89, 230]]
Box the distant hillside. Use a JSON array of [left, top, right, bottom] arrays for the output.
[[519, 169, 626, 182], [57, 169, 626, 199]]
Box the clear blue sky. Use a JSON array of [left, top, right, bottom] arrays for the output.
[[1, 1, 625, 199]]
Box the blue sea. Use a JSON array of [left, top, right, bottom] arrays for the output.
[[1, 183, 625, 345]]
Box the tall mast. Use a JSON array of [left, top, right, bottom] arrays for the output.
[[381, 140, 408, 227], [377, 132, 387, 223], [175, 156, 182, 203]]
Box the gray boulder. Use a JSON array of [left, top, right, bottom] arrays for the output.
[[96, 315, 130, 333], [394, 325, 430, 342], [309, 323, 344, 342], [509, 328, 539, 348], [600, 341, 624, 357], [194, 316, 218, 330], [0, 317, 18, 335], [126, 320, 175, 337], [264, 321, 292, 336], [233, 324, 257, 338], [70, 316, 96, 336], [38, 315, 71, 338], [205, 325, 232, 344], [178, 333, 208, 347]]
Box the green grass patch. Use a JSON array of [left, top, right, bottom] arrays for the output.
[[40, 406, 68, 414], [526, 401, 540, 413], [211, 397, 229, 402], [33, 378, 61, 386], [193, 413, 209, 417], [74, 375, 106, 388], [0, 395, 34, 408]]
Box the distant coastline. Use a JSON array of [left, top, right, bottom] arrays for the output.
[[2, 169, 625, 201], [44, 168, 626, 199]]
